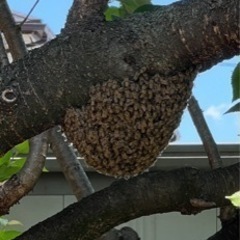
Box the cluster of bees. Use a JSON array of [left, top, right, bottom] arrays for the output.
[[63, 69, 195, 178]]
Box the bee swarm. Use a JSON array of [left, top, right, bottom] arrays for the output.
[[63, 70, 195, 178]]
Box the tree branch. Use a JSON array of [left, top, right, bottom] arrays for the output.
[[188, 96, 222, 169], [49, 126, 94, 200], [0, 0, 238, 155], [14, 163, 239, 240], [0, 0, 27, 60], [0, 132, 48, 215]]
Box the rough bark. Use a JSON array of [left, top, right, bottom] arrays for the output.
[[65, 0, 109, 32], [0, 132, 48, 215], [49, 126, 94, 200], [14, 163, 239, 240], [0, 0, 238, 155]]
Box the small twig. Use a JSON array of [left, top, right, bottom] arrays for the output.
[[188, 95, 222, 169], [20, 0, 40, 27]]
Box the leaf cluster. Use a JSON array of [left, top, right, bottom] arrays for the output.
[[0, 141, 28, 182], [105, 0, 156, 21]]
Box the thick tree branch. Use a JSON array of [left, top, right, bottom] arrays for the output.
[[14, 163, 239, 240], [0, 0, 238, 155]]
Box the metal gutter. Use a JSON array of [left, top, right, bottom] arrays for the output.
[[44, 143, 239, 172]]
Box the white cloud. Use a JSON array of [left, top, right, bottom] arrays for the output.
[[204, 104, 228, 120]]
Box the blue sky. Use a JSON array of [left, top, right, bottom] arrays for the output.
[[7, 0, 240, 143]]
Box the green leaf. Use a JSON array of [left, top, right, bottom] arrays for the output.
[[0, 230, 21, 240], [104, 6, 121, 21], [118, 7, 128, 18], [13, 141, 29, 155], [0, 158, 26, 182], [42, 166, 49, 172], [9, 158, 26, 170], [225, 191, 240, 207], [0, 165, 9, 182], [121, 0, 151, 14], [0, 151, 12, 167], [224, 102, 240, 114], [231, 63, 240, 102], [134, 4, 157, 13]]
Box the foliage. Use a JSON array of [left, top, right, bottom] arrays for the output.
[[225, 191, 240, 207], [0, 141, 28, 182], [225, 63, 240, 113], [231, 63, 240, 102], [0, 218, 22, 240], [105, 0, 153, 20]]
